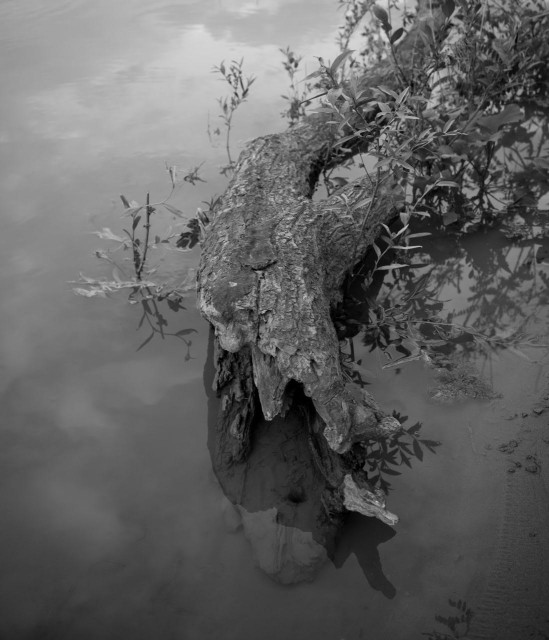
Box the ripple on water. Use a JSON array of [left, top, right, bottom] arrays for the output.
[[0, 0, 93, 47]]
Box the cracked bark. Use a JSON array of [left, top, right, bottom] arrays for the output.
[[199, 2, 443, 540], [199, 115, 403, 532], [199, 123, 403, 450]]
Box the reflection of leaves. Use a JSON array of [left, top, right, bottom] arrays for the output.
[[134, 292, 197, 355], [363, 412, 441, 493], [167, 297, 186, 312], [176, 218, 201, 250], [92, 228, 126, 242], [72, 275, 158, 297], [476, 104, 524, 133], [163, 203, 185, 218], [421, 439, 442, 453], [137, 331, 155, 352], [175, 328, 196, 337], [72, 287, 108, 298], [350, 218, 549, 370], [349, 271, 449, 364], [412, 438, 424, 462], [422, 598, 474, 639]]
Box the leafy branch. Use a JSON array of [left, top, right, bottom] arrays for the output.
[[280, 46, 313, 126], [361, 411, 441, 493], [73, 164, 205, 304], [211, 59, 256, 174]]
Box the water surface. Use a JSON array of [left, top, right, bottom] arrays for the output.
[[1, 2, 548, 639]]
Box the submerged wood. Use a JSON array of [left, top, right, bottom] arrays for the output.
[[199, 117, 403, 453], [206, 335, 398, 584], [198, 113, 403, 530], [198, 1, 445, 533]]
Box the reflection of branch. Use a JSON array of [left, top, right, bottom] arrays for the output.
[[135, 288, 197, 356], [137, 193, 152, 281], [363, 413, 440, 494]]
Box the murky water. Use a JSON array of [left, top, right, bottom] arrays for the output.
[[1, 2, 548, 639]]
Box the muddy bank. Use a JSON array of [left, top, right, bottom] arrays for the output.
[[468, 377, 549, 639]]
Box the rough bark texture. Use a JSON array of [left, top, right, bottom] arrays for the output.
[[199, 119, 403, 455], [205, 332, 399, 584], [198, 114, 404, 536], [198, 2, 444, 549]]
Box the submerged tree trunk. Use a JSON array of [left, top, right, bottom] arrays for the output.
[[199, 115, 404, 450], [198, 116, 404, 529], [198, 2, 444, 544]]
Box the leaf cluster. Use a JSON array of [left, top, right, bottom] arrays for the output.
[[213, 58, 256, 121], [361, 411, 441, 493], [340, 270, 444, 366], [308, 0, 549, 231], [422, 598, 474, 640], [74, 164, 205, 311], [135, 297, 197, 356], [302, 1, 549, 368], [279, 46, 313, 126], [212, 59, 256, 171]]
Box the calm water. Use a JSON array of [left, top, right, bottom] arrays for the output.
[[1, 2, 548, 639]]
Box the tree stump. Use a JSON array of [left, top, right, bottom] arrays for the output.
[[198, 3, 447, 575], [198, 110, 403, 535]]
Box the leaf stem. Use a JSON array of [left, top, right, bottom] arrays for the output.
[[137, 192, 152, 281]]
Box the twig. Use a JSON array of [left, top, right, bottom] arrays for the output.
[[353, 167, 381, 265], [137, 192, 152, 280]]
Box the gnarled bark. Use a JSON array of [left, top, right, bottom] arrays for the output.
[[198, 118, 403, 455], [198, 3, 444, 553], [198, 114, 404, 539]]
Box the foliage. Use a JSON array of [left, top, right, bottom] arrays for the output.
[[279, 46, 313, 126], [73, 58, 256, 349], [299, 0, 549, 369], [335, 248, 548, 377], [72, 164, 206, 334], [133, 297, 197, 356], [336, 0, 417, 69], [361, 411, 441, 493], [76, 2, 549, 362], [422, 598, 474, 640], [210, 58, 256, 174], [310, 0, 549, 233], [176, 195, 220, 251]]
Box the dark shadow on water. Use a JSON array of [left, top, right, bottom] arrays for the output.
[[332, 512, 397, 599], [133, 291, 197, 355], [203, 329, 406, 588], [203, 328, 340, 584]]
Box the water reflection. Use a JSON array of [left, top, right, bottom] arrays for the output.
[[134, 296, 197, 356], [332, 513, 397, 599], [422, 597, 474, 640], [409, 226, 548, 357], [151, 0, 340, 48], [206, 383, 340, 584], [342, 221, 549, 376], [233, 506, 329, 584], [205, 323, 435, 585], [2, 0, 548, 638]]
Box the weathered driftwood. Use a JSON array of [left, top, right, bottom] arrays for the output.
[[205, 336, 398, 584], [198, 113, 404, 533], [199, 1, 445, 542], [199, 119, 403, 452]]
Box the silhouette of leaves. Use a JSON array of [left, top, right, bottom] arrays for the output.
[[363, 412, 441, 492], [422, 598, 474, 639]]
